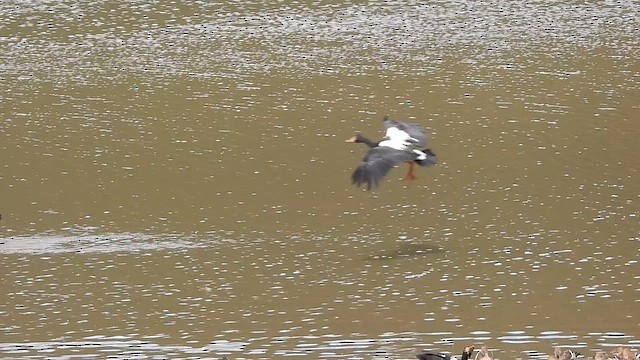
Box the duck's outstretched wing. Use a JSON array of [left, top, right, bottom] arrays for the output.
[[383, 119, 428, 148], [351, 147, 416, 190]]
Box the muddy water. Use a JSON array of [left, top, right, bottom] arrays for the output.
[[1, 1, 639, 359]]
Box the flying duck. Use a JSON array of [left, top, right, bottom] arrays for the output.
[[346, 116, 437, 190]]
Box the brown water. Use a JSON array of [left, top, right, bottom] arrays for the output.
[[1, 1, 639, 359]]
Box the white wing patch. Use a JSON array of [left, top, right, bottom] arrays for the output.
[[412, 149, 427, 160], [378, 126, 418, 150]]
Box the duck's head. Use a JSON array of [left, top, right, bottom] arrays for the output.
[[345, 133, 365, 143], [461, 346, 475, 360], [345, 133, 377, 148]]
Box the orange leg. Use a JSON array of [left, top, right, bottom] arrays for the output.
[[404, 162, 418, 181]]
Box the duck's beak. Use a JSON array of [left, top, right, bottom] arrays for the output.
[[345, 135, 357, 143]]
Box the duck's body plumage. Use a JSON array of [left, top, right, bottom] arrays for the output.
[[346, 116, 437, 190], [548, 347, 580, 360], [415, 352, 451, 360], [475, 346, 494, 360], [383, 119, 428, 148], [611, 347, 640, 360]]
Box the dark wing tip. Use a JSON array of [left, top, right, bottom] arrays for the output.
[[351, 164, 381, 190], [351, 147, 418, 189]]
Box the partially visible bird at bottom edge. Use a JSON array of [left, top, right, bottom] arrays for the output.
[[416, 345, 475, 360]]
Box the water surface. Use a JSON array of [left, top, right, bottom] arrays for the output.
[[1, 0, 639, 358]]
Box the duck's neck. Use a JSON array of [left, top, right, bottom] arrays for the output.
[[359, 136, 378, 148]]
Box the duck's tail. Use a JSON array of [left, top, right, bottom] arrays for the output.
[[416, 148, 438, 167]]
